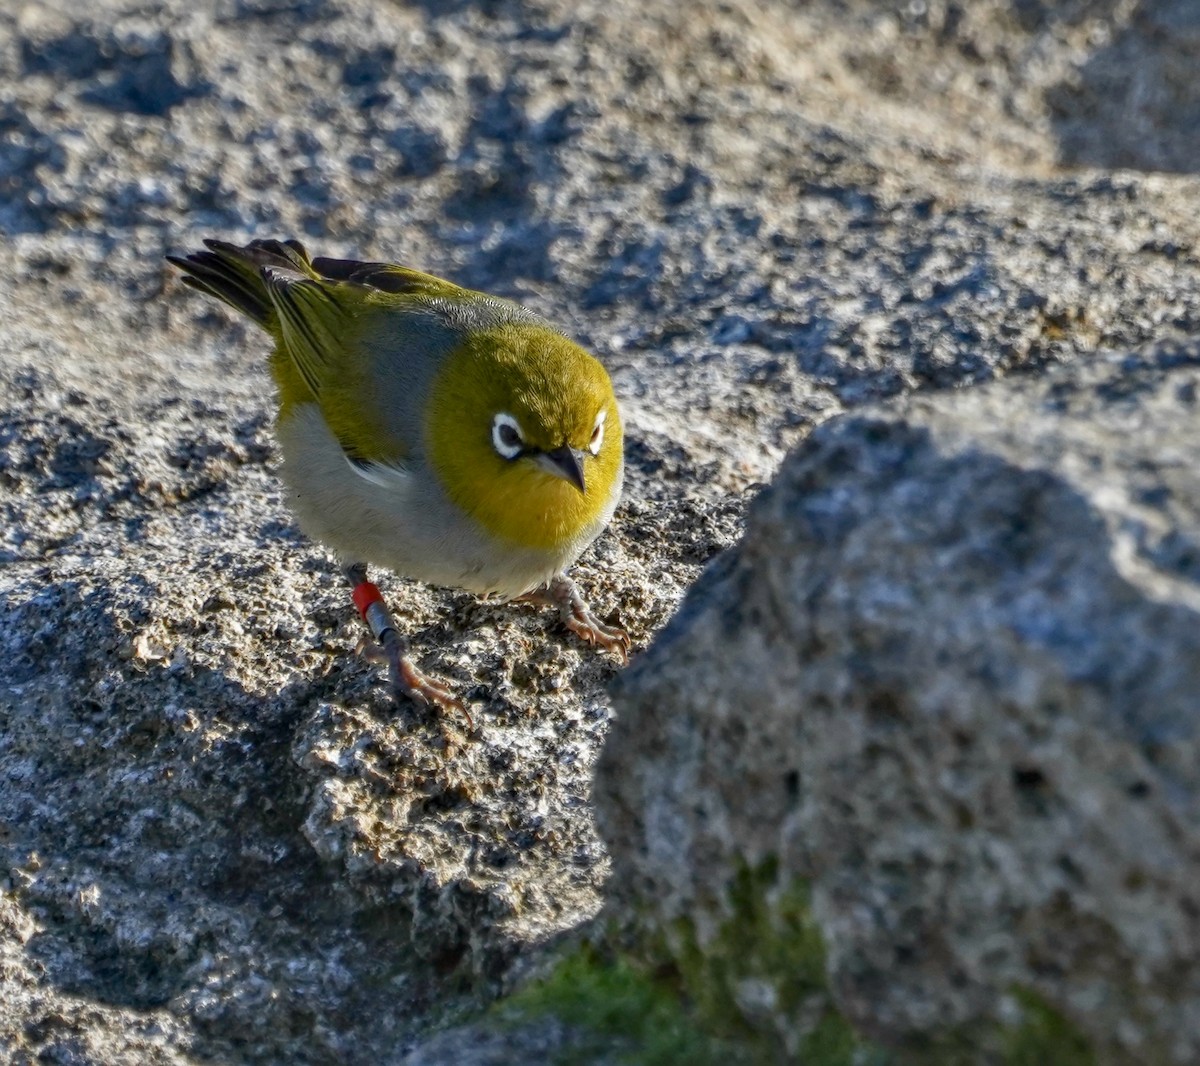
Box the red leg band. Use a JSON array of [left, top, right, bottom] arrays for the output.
[[351, 581, 384, 619]]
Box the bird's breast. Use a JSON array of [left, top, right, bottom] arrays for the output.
[[274, 404, 613, 595]]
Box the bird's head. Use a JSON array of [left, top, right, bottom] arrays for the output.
[[424, 323, 623, 551]]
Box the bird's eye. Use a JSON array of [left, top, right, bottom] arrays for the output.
[[492, 413, 525, 460], [588, 409, 607, 456]]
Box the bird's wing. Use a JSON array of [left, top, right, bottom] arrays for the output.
[[263, 264, 423, 467], [267, 252, 531, 470], [170, 239, 492, 469], [310, 258, 473, 300], [262, 266, 344, 400]]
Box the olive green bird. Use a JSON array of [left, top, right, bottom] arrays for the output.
[[168, 239, 629, 723]]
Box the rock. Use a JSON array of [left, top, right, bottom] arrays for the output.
[[21, 19, 208, 116], [1047, 1, 1200, 172], [596, 339, 1200, 1062], [2, 0, 1200, 1060]]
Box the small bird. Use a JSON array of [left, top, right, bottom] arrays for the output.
[[168, 239, 629, 723]]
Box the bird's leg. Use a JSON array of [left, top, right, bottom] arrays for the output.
[[519, 574, 630, 664], [344, 564, 473, 730]]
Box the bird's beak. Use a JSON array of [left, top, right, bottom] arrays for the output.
[[535, 446, 587, 494]]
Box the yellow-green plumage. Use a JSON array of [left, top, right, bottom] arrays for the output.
[[426, 324, 622, 551], [266, 278, 418, 466]]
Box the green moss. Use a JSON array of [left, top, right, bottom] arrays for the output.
[[678, 862, 817, 1014], [664, 859, 885, 1063], [502, 940, 735, 1065], [505, 860, 888, 1064], [1002, 988, 1095, 1066], [504, 866, 1103, 1066], [801, 1012, 888, 1065]]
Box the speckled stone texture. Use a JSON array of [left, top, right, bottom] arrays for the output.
[[2, 0, 1200, 1060], [597, 340, 1200, 1062]]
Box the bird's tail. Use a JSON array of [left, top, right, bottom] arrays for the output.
[[166, 238, 316, 328]]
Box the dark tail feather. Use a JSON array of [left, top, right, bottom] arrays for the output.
[[167, 238, 314, 328]]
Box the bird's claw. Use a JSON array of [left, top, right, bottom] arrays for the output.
[[563, 610, 631, 664], [521, 575, 631, 664], [357, 633, 474, 732]]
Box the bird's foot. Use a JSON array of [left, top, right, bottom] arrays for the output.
[[346, 565, 474, 732], [356, 630, 473, 730], [522, 575, 630, 664]]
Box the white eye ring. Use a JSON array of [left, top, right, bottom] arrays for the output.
[[492, 412, 525, 460], [588, 408, 607, 456]]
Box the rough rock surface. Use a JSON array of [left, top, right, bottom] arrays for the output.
[[596, 339, 1200, 1062], [1, 0, 1199, 1060]]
